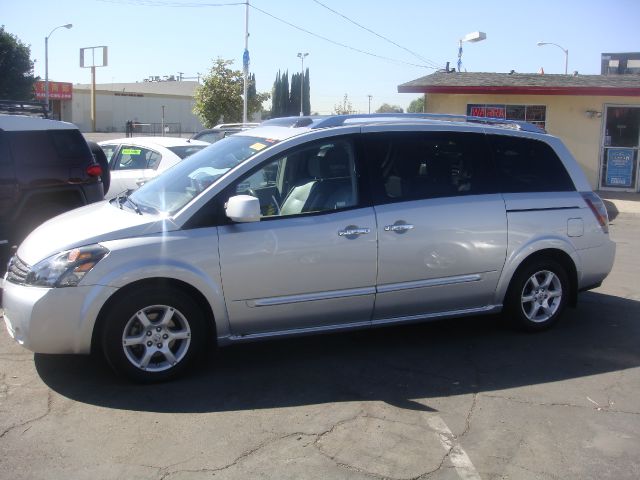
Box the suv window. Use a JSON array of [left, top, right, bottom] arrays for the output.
[[113, 146, 162, 170], [488, 135, 575, 192], [230, 138, 359, 218], [363, 131, 496, 202], [8, 131, 59, 166], [49, 130, 90, 162]]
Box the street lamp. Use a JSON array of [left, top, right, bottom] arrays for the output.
[[297, 52, 308, 116], [457, 31, 486, 72], [367, 94, 373, 114], [537, 41, 568, 75], [45, 23, 73, 111]]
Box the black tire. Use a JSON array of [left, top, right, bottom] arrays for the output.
[[504, 258, 569, 332], [87, 141, 111, 195], [101, 286, 206, 382]]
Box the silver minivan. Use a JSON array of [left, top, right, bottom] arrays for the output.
[[3, 114, 616, 382]]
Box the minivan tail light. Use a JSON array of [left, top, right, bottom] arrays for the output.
[[581, 192, 609, 234], [86, 164, 103, 177]]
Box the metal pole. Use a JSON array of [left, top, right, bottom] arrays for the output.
[[242, 0, 249, 123], [44, 36, 49, 111], [44, 24, 72, 114], [565, 50, 569, 75], [161, 105, 165, 136], [367, 95, 372, 114], [91, 66, 96, 132], [300, 56, 304, 116]]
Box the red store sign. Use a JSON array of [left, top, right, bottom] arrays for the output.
[[35, 81, 73, 100]]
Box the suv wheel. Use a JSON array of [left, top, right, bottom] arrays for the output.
[[505, 259, 569, 331], [102, 287, 206, 382]]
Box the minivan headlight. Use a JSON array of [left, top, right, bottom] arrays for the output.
[[25, 245, 109, 288]]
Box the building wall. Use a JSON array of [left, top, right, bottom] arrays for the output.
[[425, 93, 640, 189], [71, 89, 205, 133]]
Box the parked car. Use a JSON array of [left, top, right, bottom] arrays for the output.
[[98, 137, 209, 199], [3, 114, 615, 382], [190, 123, 259, 144], [0, 114, 105, 270]]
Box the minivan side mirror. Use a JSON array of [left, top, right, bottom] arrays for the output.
[[225, 195, 261, 223]]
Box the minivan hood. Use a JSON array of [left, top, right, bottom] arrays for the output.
[[18, 201, 174, 266]]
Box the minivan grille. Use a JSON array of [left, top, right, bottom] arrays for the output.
[[6, 255, 30, 285]]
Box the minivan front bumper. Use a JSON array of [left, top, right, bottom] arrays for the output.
[[2, 280, 117, 354]]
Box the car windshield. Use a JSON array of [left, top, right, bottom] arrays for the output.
[[128, 135, 279, 215], [167, 144, 208, 159]]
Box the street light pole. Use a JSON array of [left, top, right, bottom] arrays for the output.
[[297, 52, 308, 116], [537, 41, 569, 74], [367, 94, 372, 114], [45, 23, 73, 112], [457, 31, 486, 72], [242, 1, 249, 123]]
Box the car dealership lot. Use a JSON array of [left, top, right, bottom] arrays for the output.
[[0, 209, 638, 480]]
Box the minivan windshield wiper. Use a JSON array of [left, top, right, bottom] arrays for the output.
[[112, 191, 142, 215]]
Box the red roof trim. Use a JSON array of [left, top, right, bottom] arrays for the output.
[[398, 85, 640, 97]]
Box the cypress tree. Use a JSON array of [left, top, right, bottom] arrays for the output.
[[290, 72, 300, 116], [303, 68, 311, 116], [280, 71, 289, 117], [271, 70, 281, 118]]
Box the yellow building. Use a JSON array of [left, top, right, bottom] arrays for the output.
[[398, 72, 640, 193]]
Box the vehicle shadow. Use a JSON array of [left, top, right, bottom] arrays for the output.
[[35, 291, 640, 413]]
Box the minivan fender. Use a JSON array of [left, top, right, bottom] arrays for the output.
[[494, 236, 579, 306], [90, 257, 231, 342]]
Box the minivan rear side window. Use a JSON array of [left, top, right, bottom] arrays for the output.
[[363, 131, 497, 203], [488, 135, 575, 192]]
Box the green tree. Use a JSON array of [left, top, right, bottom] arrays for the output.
[[303, 68, 310, 115], [376, 103, 404, 113], [407, 96, 425, 113], [289, 72, 301, 116], [271, 70, 282, 118], [0, 26, 36, 100], [248, 73, 269, 119], [333, 93, 355, 115], [279, 71, 289, 117], [193, 58, 267, 127]]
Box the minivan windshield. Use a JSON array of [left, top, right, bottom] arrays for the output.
[[128, 135, 279, 215]]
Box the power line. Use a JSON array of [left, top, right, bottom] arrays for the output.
[[96, 0, 437, 69], [97, 0, 245, 7], [249, 4, 435, 69], [311, 0, 442, 69]]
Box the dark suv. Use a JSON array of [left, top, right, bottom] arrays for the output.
[[0, 114, 105, 267]]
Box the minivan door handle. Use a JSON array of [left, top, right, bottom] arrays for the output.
[[384, 223, 414, 233], [338, 227, 371, 237]]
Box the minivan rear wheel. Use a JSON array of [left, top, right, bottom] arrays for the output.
[[102, 287, 206, 382], [505, 259, 569, 331]]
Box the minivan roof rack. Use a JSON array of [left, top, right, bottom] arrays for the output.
[[0, 100, 49, 118], [309, 113, 546, 133]]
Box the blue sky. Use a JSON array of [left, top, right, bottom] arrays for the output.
[[2, 0, 639, 114]]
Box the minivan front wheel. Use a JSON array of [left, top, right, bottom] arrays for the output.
[[505, 259, 569, 331], [102, 287, 205, 382]]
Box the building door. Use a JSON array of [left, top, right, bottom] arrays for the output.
[[599, 106, 640, 192]]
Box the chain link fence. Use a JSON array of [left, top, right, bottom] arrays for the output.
[[129, 122, 182, 137]]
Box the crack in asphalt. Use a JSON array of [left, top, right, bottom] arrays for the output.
[[0, 389, 53, 439], [483, 393, 640, 416], [158, 432, 318, 480]]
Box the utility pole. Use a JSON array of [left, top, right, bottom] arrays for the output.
[[242, 1, 249, 123], [367, 94, 372, 114]]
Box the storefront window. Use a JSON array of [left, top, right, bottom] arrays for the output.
[[467, 104, 546, 130], [600, 106, 639, 191]]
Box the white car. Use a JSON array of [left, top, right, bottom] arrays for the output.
[[99, 137, 209, 199]]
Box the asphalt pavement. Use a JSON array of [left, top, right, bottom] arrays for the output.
[[0, 205, 638, 479]]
